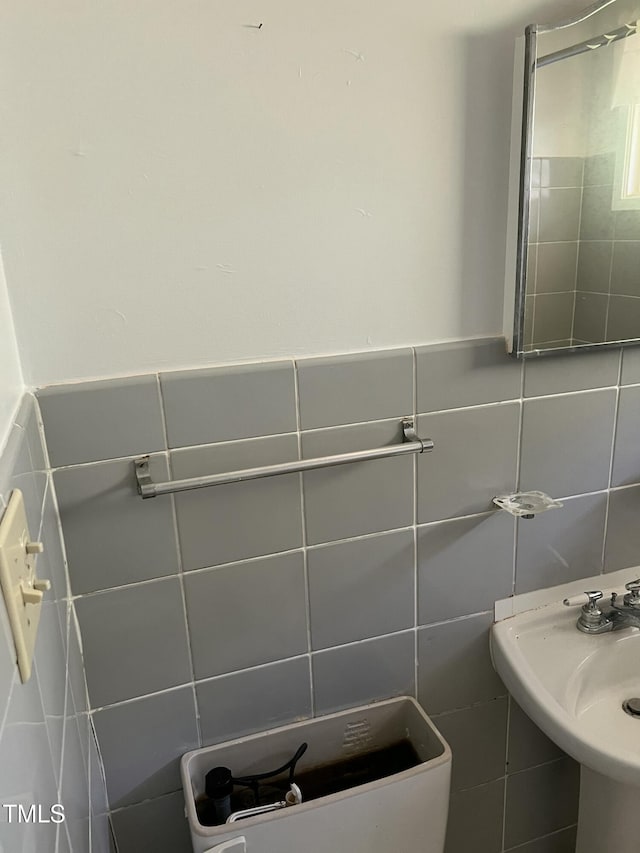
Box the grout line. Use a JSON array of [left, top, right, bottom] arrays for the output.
[[88, 679, 196, 714], [603, 224, 616, 342], [292, 360, 314, 716], [569, 160, 585, 345], [504, 823, 578, 852], [47, 379, 640, 476], [88, 627, 423, 714], [62, 475, 640, 604], [601, 349, 624, 572], [156, 375, 202, 745], [418, 610, 493, 631], [56, 601, 72, 801]]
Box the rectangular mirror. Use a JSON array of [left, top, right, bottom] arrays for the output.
[[504, 0, 640, 357]]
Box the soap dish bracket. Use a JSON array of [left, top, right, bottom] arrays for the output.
[[493, 491, 563, 519]]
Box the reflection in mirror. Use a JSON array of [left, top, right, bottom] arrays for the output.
[[505, 0, 640, 357]]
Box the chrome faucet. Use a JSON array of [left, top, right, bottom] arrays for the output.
[[564, 580, 640, 634]]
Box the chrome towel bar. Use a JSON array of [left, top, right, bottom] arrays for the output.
[[134, 418, 433, 499]]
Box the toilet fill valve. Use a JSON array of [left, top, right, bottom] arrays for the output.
[[197, 742, 307, 826]]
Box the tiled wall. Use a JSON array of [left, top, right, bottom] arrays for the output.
[[575, 151, 640, 344], [526, 153, 640, 351], [0, 395, 111, 853], [526, 156, 583, 350], [35, 338, 640, 853]]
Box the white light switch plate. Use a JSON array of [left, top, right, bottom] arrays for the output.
[[0, 489, 49, 682]]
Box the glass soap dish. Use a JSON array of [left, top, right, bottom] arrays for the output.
[[493, 491, 563, 519]]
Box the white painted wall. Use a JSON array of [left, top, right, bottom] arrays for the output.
[[0, 253, 23, 448], [0, 0, 585, 386], [533, 58, 589, 157]]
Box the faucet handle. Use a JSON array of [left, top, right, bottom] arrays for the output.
[[584, 590, 604, 613], [563, 590, 603, 611], [624, 579, 640, 607]]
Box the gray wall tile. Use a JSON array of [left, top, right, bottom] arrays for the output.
[[296, 349, 413, 430], [524, 349, 619, 397], [604, 485, 640, 573], [60, 714, 90, 853], [445, 779, 504, 853], [576, 240, 612, 293], [539, 188, 581, 242], [0, 393, 107, 853], [160, 361, 296, 448], [37, 377, 164, 467], [0, 605, 14, 732], [530, 158, 541, 188], [417, 404, 519, 523], [15, 394, 47, 472], [540, 157, 583, 188], [418, 512, 514, 625], [614, 208, 640, 240], [531, 293, 574, 346], [54, 455, 179, 594], [197, 657, 312, 746], [302, 421, 413, 545], [529, 190, 540, 242], [24, 340, 638, 848], [2, 423, 45, 538], [584, 152, 614, 186], [418, 613, 504, 715], [312, 632, 415, 714], [611, 242, 640, 297], [535, 243, 577, 294], [622, 347, 640, 384], [172, 436, 302, 569], [606, 295, 640, 342], [434, 698, 507, 791], [573, 293, 608, 343], [76, 579, 192, 708], [515, 493, 607, 594], [506, 827, 577, 853], [520, 390, 616, 498], [0, 422, 24, 498], [416, 338, 520, 413], [612, 385, 640, 486], [308, 530, 414, 650], [39, 486, 70, 606], [35, 602, 66, 770], [580, 185, 615, 240], [111, 792, 192, 853], [507, 700, 562, 775], [68, 613, 90, 715], [504, 759, 579, 849], [93, 687, 199, 809], [525, 295, 534, 347], [184, 552, 308, 679]]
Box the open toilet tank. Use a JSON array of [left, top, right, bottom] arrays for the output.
[[181, 696, 452, 853]]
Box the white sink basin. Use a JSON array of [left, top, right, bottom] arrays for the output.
[[491, 567, 640, 853], [492, 597, 640, 786]]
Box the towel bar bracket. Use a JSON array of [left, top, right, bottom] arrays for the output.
[[134, 417, 433, 499]]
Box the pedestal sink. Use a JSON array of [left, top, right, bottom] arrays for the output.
[[491, 567, 640, 853]]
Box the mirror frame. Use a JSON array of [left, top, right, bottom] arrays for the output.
[[505, 0, 640, 358]]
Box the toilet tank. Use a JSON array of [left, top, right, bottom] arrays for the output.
[[181, 696, 452, 853]]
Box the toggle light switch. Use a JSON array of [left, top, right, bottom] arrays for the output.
[[0, 490, 50, 682]]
